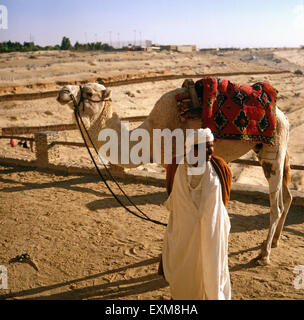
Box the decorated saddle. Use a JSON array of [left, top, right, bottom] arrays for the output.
[[176, 77, 277, 145]]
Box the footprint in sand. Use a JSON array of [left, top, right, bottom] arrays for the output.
[[123, 243, 153, 259]]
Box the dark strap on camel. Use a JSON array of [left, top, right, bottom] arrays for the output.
[[182, 79, 201, 109]]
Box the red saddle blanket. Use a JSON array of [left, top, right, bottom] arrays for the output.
[[176, 77, 277, 145]]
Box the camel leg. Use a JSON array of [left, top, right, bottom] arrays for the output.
[[272, 176, 292, 248], [259, 187, 282, 265], [258, 156, 285, 265]]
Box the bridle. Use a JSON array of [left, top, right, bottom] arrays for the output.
[[70, 86, 167, 227], [70, 85, 84, 111]]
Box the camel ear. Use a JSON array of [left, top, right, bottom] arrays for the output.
[[102, 89, 112, 101]]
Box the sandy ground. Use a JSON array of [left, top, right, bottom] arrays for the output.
[[1, 49, 304, 300], [0, 49, 279, 94], [0, 165, 304, 300]]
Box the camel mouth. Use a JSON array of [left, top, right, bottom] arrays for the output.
[[57, 91, 75, 107], [57, 95, 77, 114], [56, 96, 68, 105]]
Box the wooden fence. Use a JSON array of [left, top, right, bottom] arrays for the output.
[[1, 119, 304, 171], [1, 116, 147, 135]]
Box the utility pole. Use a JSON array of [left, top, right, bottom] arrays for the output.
[[117, 32, 120, 49], [109, 31, 112, 46], [133, 29, 136, 46], [29, 33, 34, 43]]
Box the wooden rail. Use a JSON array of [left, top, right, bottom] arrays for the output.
[[1, 133, 304, 171], [52, 141, 85, 147], [1, 116, 148, 135], [1, 124, 76, 135], [1, 114, 304, 171], [231, 159, 304, 171], [0, 135, 34, 141]]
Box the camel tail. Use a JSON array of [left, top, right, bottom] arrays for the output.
[[283, 151, 291, 186]]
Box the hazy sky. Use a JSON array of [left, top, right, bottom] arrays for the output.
[[1, 0, 304, 48]]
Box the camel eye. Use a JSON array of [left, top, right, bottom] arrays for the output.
[[86, 92, 93, 97]]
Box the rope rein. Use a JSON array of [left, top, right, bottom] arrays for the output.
[[71, 89, 167, 227]]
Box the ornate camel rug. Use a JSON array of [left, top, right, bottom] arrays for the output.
[[176, 77, 277, 145]]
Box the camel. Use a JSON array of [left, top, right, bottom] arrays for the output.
[[57, 81, 292, 265]]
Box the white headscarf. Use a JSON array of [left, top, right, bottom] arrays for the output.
[[192, 128, 214, 145], [185, 128, 214, 175], [185, 128, 214, 155]]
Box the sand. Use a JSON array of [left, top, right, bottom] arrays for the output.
[[0, 48, 304, 300]]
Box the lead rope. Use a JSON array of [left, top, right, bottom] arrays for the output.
[[72, 95, 167, 227]]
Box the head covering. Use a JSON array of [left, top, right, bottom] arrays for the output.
[[184, 128, 214, 152], [192, 128, 214, 145], [184, 128, 214, 175], [173, 128, 214, 166]]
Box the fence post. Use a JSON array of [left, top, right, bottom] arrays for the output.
[[34, 131, 59, 167]]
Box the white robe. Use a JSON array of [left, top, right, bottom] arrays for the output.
[[162, 161, 231, 300]]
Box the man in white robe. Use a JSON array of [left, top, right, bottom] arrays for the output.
[[161, 128, 232, 300]]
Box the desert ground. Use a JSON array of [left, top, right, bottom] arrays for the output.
[[0, 48, 304, 300]]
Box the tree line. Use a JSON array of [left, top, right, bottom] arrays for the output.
[[0, 36, 115, 53]]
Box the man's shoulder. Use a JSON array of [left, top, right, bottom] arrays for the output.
[[211, 155, 229, 167], [211, 155, 232, 176], [211, 156, 232, 206]]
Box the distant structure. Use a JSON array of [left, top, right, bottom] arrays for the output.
[[145, 40, 152, 47], [160, 45, 197, 52], [142, 43, 197, 52], [145, 44, 161, 52], [122, 40, 197, 53], [199, 47, 240, 53]]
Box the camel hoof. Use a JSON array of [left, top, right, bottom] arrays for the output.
[[256, 256, 270, 266]]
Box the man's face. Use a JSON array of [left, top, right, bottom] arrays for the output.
[[193, 141, 214, 164], [206, 141, 214, 161]]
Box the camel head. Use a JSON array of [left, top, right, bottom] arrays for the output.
[[57, 83, 112, 128]]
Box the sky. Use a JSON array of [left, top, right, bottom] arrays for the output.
[[0, 0, 304, 48]]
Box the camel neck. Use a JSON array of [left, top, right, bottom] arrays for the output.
[[87, 100, 114, 139]]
